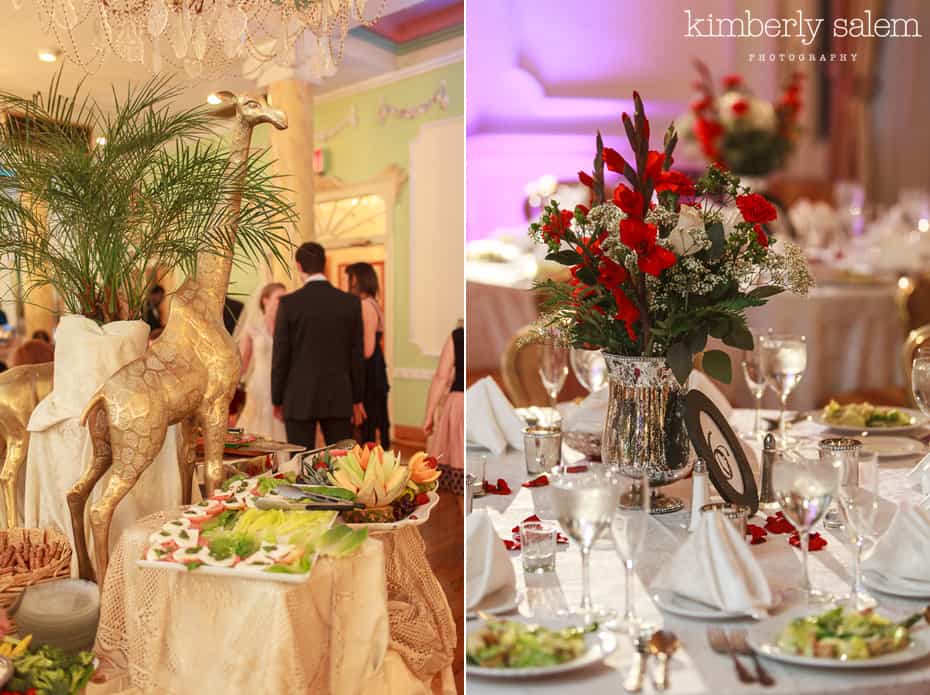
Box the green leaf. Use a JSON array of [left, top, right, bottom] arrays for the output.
[[722, 322, 754, 350], [576, 266, 597, 285], [686, 329, 708, 354], [748, 285, 784, 300], [705, 222, 725, 259], [545, 250, 584, 266], [702, 350, 732, 384], [667, 341, 693, 385], [708, 315, 732, 339]]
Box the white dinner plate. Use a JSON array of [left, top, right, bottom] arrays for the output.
[[859, 436, 926, 459], [466, 618, 617, 678], [747, 610, 930, 669], [344, 492, 440, 532], [810, 408, 929, 435], [863, 570, 930, 599], [651, 589, 761, 620], [466, 585, 522, 620]]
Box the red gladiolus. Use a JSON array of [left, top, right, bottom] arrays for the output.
[[731, 99, 750, 116], [542, 209, 574, 243], [575, 204, 589, 218], [691, 96, 712, 112], [620, 218, 676, 276], [602, 147, 627, 174], [723, 74, 743, 90], [656, 170, 695, 197], [578, 170, 594, 188], [694, 117, 723, 160], [754, 223, 769, 247], [597, 257, 628, 289], [612, 288, 640, 341], [612, 183, 644, 218], [644, 151, 665, 184], [736, 193, 777, 224]]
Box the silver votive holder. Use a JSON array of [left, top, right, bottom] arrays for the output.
[[700, 502, 751, 538], [523, 426, 562, 475], [819, 437, 862, 529]]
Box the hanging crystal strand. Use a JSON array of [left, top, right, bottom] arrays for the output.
[[147, 0, 168, 37], [151, 38, 163, 73], [169, 7, 188, 58], [191, 14, 207, 62]]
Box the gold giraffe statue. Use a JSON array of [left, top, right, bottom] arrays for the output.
[[67, 94, 288, 583], [0, 362, 53, 528]]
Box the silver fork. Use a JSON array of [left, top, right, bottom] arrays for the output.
[[729, 629, 775, 687], [706, 628, 755, 684]]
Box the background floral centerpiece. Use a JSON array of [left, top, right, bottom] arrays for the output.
[[680, 61, 803, 177], [530, 92, 812, 499]]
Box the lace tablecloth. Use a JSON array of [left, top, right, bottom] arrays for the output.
[[469, 410, 930, 695], [93, 514, 456, 695]]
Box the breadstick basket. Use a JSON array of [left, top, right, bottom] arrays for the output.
[[0, 528, 72, 610]]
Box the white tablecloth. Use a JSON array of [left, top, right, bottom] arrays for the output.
[[468, 410, 930, 694]]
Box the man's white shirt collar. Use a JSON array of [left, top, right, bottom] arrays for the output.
[[304, 273, 328, 284]]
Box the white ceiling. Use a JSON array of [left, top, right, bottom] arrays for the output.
[[0, 0, 436, 112]]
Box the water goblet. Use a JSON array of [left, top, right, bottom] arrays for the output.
[[570, 348, 607, 394], [609, 471, 649, 634], [551, 467, 622, 624], [838, 451, 879, 610], [539, 329, 569, 407], [760, 333, 807, 446], [741, 341, 767, 442], [773, 448, 837, 604]]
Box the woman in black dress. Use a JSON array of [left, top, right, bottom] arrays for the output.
[[346, 263, 390, 448]]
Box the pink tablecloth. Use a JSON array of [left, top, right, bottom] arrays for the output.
[[466, 281, 538, 373]]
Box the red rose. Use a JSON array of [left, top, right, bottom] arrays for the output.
[[694, 117, 723, 160], [612, 288, 640, 341], [655, 170, 695, 197], [597, 257, 628, 288], [602, 147, 627, 174], [754, 223, 769, 247], [731, 99, 750, 116], [612, 183, 644, 219], [578, 170, 594, 188], [736, 193, 777, 224], [620, 218, 676, 276], [723, 74, 743, 90]]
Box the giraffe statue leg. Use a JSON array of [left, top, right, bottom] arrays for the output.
[[200, 402, 230, 497], [69, 397, 112, 582], [88, 472, 135, 587], [0, 430, 26, 530], [177, 417, 197, 506]]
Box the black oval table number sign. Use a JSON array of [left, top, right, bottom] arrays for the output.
[[684, 390, 759, 514]]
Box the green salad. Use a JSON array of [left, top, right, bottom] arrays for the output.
[[777, 607, 910, 660], [822, 400, 913, 428], [466, 620, 587, 668]]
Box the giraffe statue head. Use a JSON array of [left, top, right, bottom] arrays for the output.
[[214, 91, 288, 131]]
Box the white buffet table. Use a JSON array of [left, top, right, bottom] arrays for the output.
[[468, 410, 930, 694]]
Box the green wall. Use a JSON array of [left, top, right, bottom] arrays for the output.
[[230, 60, 464, 428]]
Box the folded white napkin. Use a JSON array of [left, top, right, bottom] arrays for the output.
[[465, 377, 525, 455], [863, 503, 930, 582], [562, 388, 608, 433], [689, 369, 733, 420], [651, 510, 773, 615], [466, 510, 516, 611]]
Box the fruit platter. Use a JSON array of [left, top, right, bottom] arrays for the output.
[[137, 476, 369, 584], [287, 444, 443, 532]]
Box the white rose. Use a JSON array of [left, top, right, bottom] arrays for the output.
[[667, 205, 706, 257], [719, 205, 745, 239], [747, 98, 776, 132]]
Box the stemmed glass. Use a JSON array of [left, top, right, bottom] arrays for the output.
[[838, 452, 879, 610], [609, 471, 649, 634], [774, 448, 838, 604], [741, 341, 767, 441], [760, 333, 807, 446], [570, 348, 607, 394], [539, 328, 569, 407], [910, 346, 930, 482], [551, 468, 622, 625]]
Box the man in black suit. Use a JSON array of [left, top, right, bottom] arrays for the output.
[[271, 242, 366, 446]]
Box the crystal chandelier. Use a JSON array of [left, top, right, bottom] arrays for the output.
[[23, 0, 387, 78]]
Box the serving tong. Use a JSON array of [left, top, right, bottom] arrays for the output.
[[265, 483, 365, 511]]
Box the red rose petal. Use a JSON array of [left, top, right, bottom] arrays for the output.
[[788, 532, 827, 551], [747, 523, 768, 545], [564, 465, 589, 474], [502, 538, 520, 551], [764, 512, 797, 535], [522, 475, 550, 488]]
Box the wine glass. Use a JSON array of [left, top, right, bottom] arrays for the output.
[[911, 344, 930, 415], [838, 451, 879, 610], [539, 329, 569, 407], [774, 448, 837, 604], [609, 471, 649, 634], [570, 348, 607, 394], [551, 468, 622, 624], [760, 333, 807, 446], [741, 341, 766, 441]]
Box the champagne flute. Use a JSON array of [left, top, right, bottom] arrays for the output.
[[838, 451, 879, 610], [609, 471, 649, 634], [741, 341, 766, 442], [539, 329, 569, 407], [760, 333, 807, 446], [570, 348, 607, 394], [551, 468, 622, 624], [774, 448, 837, 604]]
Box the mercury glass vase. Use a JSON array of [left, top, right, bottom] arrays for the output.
[[600, 354, 692, 513]]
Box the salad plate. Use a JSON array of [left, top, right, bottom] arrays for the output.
[[863, 570, 930, 599], [812, 405, 928, 435], [652, 589, 770, 620], [345, 491, 440, 532], [466, 618, 617, 678], [465, 585, 521, 620], [747, 607, 930, 669], [859, 436, 925, 460]]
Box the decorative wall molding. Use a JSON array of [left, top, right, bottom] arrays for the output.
[[315, 50, 463, 105], [377, 80, 448, 124], [392, 367, 435, 381], [315, 105, 358, 146]]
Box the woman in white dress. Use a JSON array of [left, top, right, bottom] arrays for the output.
[[235, 282, 287, 441]]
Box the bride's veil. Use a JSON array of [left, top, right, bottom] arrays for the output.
[[231, 285, 266, 383]]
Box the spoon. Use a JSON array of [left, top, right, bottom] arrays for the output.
[[648, 630, 679, 691], [624, 629, 652, 693]]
